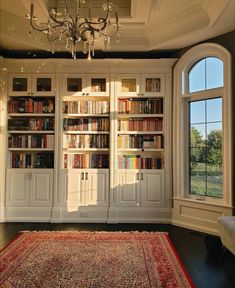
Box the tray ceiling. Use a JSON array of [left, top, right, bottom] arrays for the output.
[[0, 0, 234, 53]]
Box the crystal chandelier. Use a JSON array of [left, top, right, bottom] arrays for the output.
[[29, 0, 120, 59]]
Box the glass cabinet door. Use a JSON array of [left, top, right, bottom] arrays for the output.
[[8, 74, 31, 96], [141, 74, 165, 96], [117, 74, 141, 97], [63, 74, 86, 96], [87, 74, 109, 96], [33, 74, 55, 96]]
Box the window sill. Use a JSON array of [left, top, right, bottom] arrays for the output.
[[172, 196, 233, 209]]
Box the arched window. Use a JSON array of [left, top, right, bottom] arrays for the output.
[[188, 57, 223, 198], [173, 43, 232, 207]]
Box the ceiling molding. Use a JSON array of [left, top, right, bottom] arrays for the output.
[[145, 4, 209, 49], [202, 0, 232, 27]]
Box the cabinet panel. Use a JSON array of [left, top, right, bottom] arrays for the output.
[[117, 74, 140, 97], [141, 171, 164, 207], [118, 171, 140, 206], [63, 74, 86, 96], [32, 74, 55, 96], [6, 170, 29, 206], [86, 170, 108, 206], [141, 74, 165, 96], [63, 171, 84, 207], [87, 74, 110, 96], [30, 171, 53, 206], [8, 74, 55, 96], [8, 74, 31, 96]]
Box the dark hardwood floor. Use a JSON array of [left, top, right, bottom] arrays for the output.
[[0, 223, 234, 288]]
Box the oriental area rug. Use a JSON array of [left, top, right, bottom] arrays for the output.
[[0, 231, 194, 288]]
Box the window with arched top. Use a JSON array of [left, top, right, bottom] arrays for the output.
[[173, 43, 232, 207], [188, 57, 224, 198]]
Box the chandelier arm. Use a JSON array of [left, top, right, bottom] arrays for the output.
[[78, 18, 108, 33], [49, 8, 75, 31], [64, 0, 75, 26], [46, 26, 68, 42], [30, 4, 49, 32], [30, 4, 71, 33], [78, 14, 110, 28]]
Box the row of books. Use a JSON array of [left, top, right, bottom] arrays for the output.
[[64, 153, 109, 169], [8, 118, 54, 131], [63, 118, 109, 131], [8, 135, 54, 149], [63, 101, 109, 114], [118, 155, 163, 169], [118, 98, 163, 114], [64, 135, 109, 149], [118, 119, 163, 131], [11, 152, 54, 168], [8, 98, 55, 114], [117, 135, 163, 149]]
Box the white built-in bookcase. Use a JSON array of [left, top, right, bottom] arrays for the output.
[[0, 58, 176, 223]]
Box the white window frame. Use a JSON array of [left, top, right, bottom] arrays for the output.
[[173, 43, 232, 207]]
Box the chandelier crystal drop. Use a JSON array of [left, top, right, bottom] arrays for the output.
[[29, 0, 120, 59]]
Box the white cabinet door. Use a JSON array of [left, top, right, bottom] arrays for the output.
[[30, 170, 53, 206], [141, 74, 165, 97], [63, 74, 87, 96], [8, 74, 55, 96], [116, 74, 141, 97], [86, 74, 110, 96], [118, 170, 140, 206], [6, 170, 29, 206], [32, 74, 55, 96], [140, 170, 165, 207], [62, 170, 85, 207], [8, 74, 32, 96], [86, 170, 108, 206]]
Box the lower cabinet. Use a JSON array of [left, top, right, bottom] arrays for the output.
[[117, 170, 165, 208], [62, 169, 109, 207], [5, 169, 53, 221], [6, 169, 53, 207]]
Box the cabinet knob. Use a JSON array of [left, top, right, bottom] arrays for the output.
[[85, 172, 88, 180], [81, 172, 84, 180], [137, 173, 139, 181], [82, 93, 85, 96], [86, 93, 89, 96]]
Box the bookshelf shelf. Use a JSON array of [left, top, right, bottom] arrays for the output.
[[117, 148, 164, 152], [118, 131, 163, 135], [63, 148, 109, 152], [63, 114, 109, 118], [8, 131, 55, 134], [9, 148, 54, 151], [64, 131, 109, 135], [9, 113, 55, 117], [118, 114, 164, 118]]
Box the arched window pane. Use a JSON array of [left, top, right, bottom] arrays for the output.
[[189, 59, 206, 93], [189, 57, 223, 93], [206, 57, 223, 89]]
